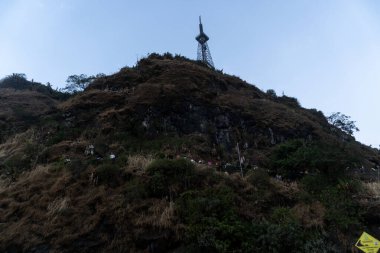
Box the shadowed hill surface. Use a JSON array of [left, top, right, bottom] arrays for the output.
[[0, 54, 380, 252], [0, 75, 69, 143], [57, 54, 379, 168]]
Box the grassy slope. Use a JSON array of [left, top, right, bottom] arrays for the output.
[[0, 156, 377, 252]]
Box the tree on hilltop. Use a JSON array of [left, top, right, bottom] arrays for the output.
[[327, 112, 359, 136], [63, 73, 105, 93], [0, 73, 29, 89], [64, 74, 92, 93]]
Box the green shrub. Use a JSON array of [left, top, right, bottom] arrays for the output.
[[270, 139, 306, 178], [270, 207, 297, 225], [319, 186, 362, 230], [301, 175, 363, 230], [301, 174, 332, 195], [114, 153, 129, 168], [123, 178, 148, 201], [251, 222, 305, 252], [177, 187, 340, 252], [149, 171, 167, 196], [271, 139, 359, 179], [96, 163, 123, 186], [300, 234, 339, 253], [177, 187, 247, 252], [250, 222, 339, 253], [146, 158, 195, 196], [177, 187, 235, 224]]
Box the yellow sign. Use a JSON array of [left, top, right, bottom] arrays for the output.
[[355, 232, 380, 253]]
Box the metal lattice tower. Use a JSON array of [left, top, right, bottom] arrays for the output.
[[195, 16, 214, 68]]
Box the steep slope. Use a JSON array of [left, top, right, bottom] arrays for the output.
[[0, 77, 69, 182], [0, 54, 380, 252], [54, 54, 378, 168]]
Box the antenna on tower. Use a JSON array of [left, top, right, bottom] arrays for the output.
[[195, 16, 214, 68], [199, 16, 203, 33]]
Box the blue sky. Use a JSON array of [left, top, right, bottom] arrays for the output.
[[0, 0, 380, 148]]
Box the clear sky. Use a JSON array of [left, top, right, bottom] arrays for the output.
[[0, 0, 379, 148]]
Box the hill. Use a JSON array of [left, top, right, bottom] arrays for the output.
[[0, 74, 69, 142], [56, 54, 379, 173], [0, 54, 380, 252]]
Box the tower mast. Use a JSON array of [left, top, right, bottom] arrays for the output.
[[195, 16, 214, 68]]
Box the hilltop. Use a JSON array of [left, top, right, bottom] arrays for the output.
[[0, 74, 69, 142], [56, 54, 379, 171], [0, 54, 380, 252]]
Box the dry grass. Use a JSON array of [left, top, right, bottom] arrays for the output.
[[10, 165, 51, 190], [0, 177, 10, 193], [0, 128, 37, 158], [125, 154, 153, 175], [363, 182, 380, 198], [271, 179, 300, 198], [159, 201, 175, 228], [23, 165, 50, 181], [134, 199, 176, 229], [47, 197, 70, 216], [292, 201, 326, 228]]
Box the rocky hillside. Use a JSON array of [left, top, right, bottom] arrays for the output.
[[0, 54, 380, 252], [54, 54, 379, 167]]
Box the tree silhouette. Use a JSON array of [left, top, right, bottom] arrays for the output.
[[63, 73, 105, 93], [63, 74, 92, 93], [327, 112, 359, 136]]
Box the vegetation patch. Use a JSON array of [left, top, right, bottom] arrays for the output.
[[146, 158, 195, 197], [270, 139, 360, 179], [96, 163, 123, 186]]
